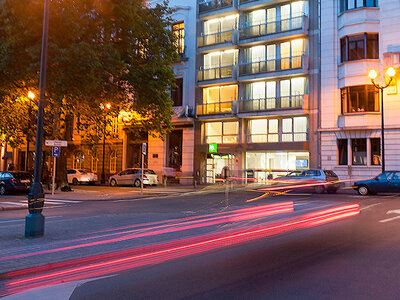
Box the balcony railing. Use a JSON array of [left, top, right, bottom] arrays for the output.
[[239, 55, 304, 76], [198, 30, 234, 47], [238, 95, 303, 113], [197, 101, 234, 115], [239, 15, 306, 40], [198, 65, 234, 81], [199, 0, 233, 13]]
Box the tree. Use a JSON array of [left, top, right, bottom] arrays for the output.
[[0, 0, 177, 188]]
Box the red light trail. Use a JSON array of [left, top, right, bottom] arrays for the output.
[[0, 203, 360, 297]]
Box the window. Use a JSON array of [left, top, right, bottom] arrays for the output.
[[171, 78, 183, 106], [73, 152, 85, 169], [248, 119, 278, 143], [205, 121, 238, 144], [340, 34, 379, 62], [282, 116, 308, 142], [370, 138, 381, 165], [91, 156, 98, 173], [338, 139, 348, 165], [172, 22, 185, 54], [203, 85, 237, 103], [280, 39, 304, 69], [340, 0, 378, 12], [352, 139, 367, 165], [110, 151, 117, 174], [341, 85, 378, 113]]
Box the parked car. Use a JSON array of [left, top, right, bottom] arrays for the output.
[[272, 169, 340, 193], [67, 169, 97, 185], [109, 168, 158, 187], [353, 171, 400, 195], [0, 171, 32, 195]]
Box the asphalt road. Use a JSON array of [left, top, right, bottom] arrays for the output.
[[1, 190, 400, 299]]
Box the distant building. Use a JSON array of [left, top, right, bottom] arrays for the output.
[[319, 0, 400, 183]]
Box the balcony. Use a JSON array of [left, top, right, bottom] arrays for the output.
[[198, 65, 235, 82], [199, 0, 233, 14], [198, 30, 234, 47], [197, 101, 234, 115], [239, 55, 306, 77], [239, 15, 308, 41], [238, 95, 305, 113]]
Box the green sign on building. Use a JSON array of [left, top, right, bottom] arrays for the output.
[[209, 143, 217, 153]]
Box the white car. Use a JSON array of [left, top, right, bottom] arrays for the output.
[[67, 169, 98, 185], [109, 168, 158, 187]]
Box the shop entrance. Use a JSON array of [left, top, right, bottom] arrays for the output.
[[206, 153, 235, 183]]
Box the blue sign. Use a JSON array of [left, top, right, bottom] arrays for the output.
[[52, 146, 60, 157]]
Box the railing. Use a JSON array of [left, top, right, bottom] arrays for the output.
[[239, 55, 304, 76], [239, 15, 306, 40], [198, 30, 234, 47], [198, 65, 234, 81], [238, 95, 303, 112], [197, 101, 234, 115], [199, 0, 233, 13]]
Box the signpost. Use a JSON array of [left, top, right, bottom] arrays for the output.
[[141, 143, 147, 194], [45, 140, 67, 196]]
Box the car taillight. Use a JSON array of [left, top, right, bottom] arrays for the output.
[[143, 175, 148, 179], [9, 178, 17, 184]]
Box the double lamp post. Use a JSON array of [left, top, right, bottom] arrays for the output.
[[368, 67, 396, 173]]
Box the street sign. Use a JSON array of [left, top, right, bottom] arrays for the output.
[[209, 143, 217, 153], [52, 146, 60, 157], [142, 143, 147, 155], [45, 140, 68, 147]]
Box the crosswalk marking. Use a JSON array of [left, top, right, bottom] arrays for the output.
[[0, 199, 82, 210]]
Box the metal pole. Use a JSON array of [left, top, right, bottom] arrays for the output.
[[25, 101, 31, 171], [52, 156, 56, 196], [381, 88, 385, 173], [101, 130, 106, 184], [25, 0, 49, 238], [141, 153, 144, 194]]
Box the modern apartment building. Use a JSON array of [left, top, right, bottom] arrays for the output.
[[320, 0, 400, 183], [194, 0, 320, 183]]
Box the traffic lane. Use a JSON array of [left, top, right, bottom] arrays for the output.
[[69, 200, 400, 300]]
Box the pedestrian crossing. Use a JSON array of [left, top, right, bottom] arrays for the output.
[[0, 199, 82, 210]]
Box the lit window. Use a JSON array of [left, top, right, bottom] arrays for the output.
[[172, 22, 185, 55], [341, 85, 378, 113], [370, 138, 381, 165], [352, 139, 367, 165], [205, 121, 238, 144], [73, 152, 85, 169]]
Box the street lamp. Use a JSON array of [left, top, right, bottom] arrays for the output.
[[25, 91, 35, 171], [100, 103, 111, 184], [25, 0, 50, 238], [368, 67, 396, 173]]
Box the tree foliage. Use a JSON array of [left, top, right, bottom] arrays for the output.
[[0, 0, 177, 184], [0, 0, 177, 141]]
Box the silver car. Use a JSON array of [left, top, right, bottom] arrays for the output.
[[109, 168, 159, 187], [67, 169, 98, 185]]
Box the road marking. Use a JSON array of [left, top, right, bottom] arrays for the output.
[[0, 202, 26, 206], [0, 215, 63, 224], [379, 216, 400, 223], [360, 203, 381, 211]]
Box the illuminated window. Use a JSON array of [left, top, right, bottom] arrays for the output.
[[352, 139, 367, 165], [248, 119, 279, 143], [370, 138, 381, 165], [341, 85, 378, 113], [203, 85, 237, 103], [205, 121, 238, 144], [73, 152, 85, 169], [282, 117, 308, 142], [172, 22, 185, 55]]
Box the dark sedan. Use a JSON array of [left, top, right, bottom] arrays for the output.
[[0, 171, 32, 195], [353, 171, 400, 195]]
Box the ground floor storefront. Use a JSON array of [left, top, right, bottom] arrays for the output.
[[320, 129, 400, 184]]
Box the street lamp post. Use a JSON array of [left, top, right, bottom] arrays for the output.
[[368, 67, 396, 173], [101, 103, 111, 184], [25, 91, 35, 171], [25, 0, 50, 238]]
